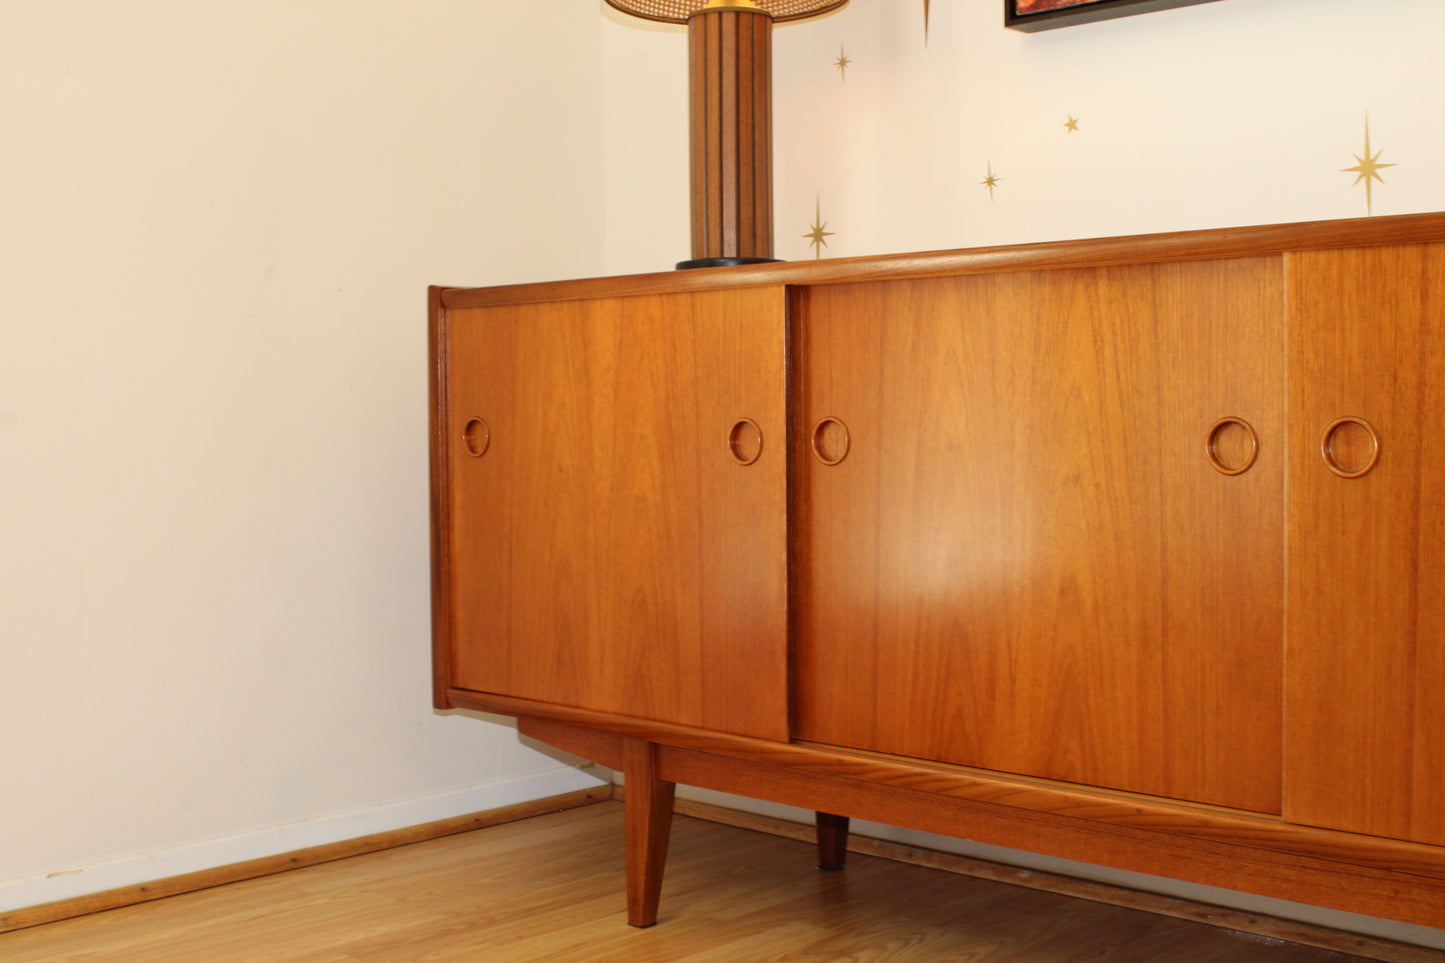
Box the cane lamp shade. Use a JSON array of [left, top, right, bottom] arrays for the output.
[[604, 0, 849, 24], [606, 0, 849, 267]]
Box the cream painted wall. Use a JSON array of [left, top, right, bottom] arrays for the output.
[[603, 0, 1445, 272], [0, 0, 607, 911], [601, 0, 1445, 948], [771, 0, 1445, 257]]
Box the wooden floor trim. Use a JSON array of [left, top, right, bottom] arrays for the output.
[[0, 785, 611, 936], [654, 790, 1438, 963]]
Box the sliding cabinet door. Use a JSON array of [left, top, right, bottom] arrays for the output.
[[793, 260, 1284, 811], [439, 287, 789, 742], [1285, 243, 1445, 845]]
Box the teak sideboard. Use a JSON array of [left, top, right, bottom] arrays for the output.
[[429, 212, 1445, 930]]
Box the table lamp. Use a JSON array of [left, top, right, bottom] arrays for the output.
[[604, 0, 849, 268]]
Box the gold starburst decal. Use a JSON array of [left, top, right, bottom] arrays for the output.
[[1064, 116, 1080, 133], [834, 45, 851, 81], [981, 162, 1000, 202], [1341, 116, 1395, 216], [804, 195, 834, 259], [924, 0, 930, 44]]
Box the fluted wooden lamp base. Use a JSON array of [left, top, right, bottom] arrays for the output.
[[679, 4, 776, 267], [605, 0, 848, 269]]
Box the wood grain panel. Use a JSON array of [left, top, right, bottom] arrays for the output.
[[1285, 243, 1445, 846], [440, 287, 789, 740], [793, 259, 1285, 812]]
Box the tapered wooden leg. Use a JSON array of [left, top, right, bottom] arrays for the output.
[[624, 739, 676, 928], [816, 812, 850, 871]]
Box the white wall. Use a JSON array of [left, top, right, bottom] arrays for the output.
[[602, 0, 1445, 948], [0, 0, 607, 912], [604, 0, 1445, 273], [771, 0, 1445, 256]]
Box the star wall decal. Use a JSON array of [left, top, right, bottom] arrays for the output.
[[981, 162, 1000, 202], [924, 0, 930, 44], [834, 44, 851, 81], [1064, 116, 1080, 133], [804, 194, 835, 258], [1341, 115, 1395, 216]]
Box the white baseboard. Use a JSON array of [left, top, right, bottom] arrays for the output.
[[0, 764, 608, 913]]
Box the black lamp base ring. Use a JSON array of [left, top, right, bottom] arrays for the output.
[[676, 256, 783, 270]]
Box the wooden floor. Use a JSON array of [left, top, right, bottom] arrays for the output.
[[0, 802, 1403, 962]]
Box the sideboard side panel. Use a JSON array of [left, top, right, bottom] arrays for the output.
[[429, 285, 456, 709]]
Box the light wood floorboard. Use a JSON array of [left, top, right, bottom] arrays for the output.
[[0, 802, 1411, 962]]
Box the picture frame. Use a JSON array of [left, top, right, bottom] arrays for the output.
[[1005, 0, 1224, 32]]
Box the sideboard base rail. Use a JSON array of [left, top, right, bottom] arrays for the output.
[[475, 695, 1445, 929]]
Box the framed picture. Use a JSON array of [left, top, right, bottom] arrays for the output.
[[1005, 0, 1223, 32]]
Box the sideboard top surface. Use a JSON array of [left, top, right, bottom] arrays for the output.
[[438, 211, 1445, 310]]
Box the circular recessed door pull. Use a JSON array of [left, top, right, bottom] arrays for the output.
[[1205, 417, 1259, 476], [811, 417, 850, 466], [1321, 417, 1380, 478], [728, 419, 763, 466], [462, 417, 490, 458]]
